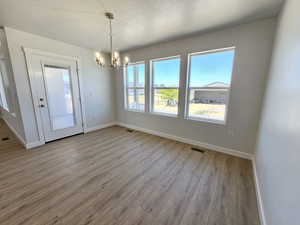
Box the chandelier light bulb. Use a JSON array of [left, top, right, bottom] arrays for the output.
[[124, 56, 130, 65], [99, 57, 105, 64], [114, 51, 120, 59], [95, 52, 105, 66], [95, 52, 101, 59]]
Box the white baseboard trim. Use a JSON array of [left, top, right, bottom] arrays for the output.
[[26, 122, 118, 149], [252, 159, 267, 225], [7, 121, 117, 149], [2, 118, 26, 146], [25, 141, 45, 149], [116, 122, 253, 160], [2, 117, 45, 149], [84, 121, 117, 133]]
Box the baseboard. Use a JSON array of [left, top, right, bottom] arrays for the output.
[[84, 121, 117, 133], [25, 141, 45, 149], [26, 122, 117, 149], [4, 121, 117, 149], [252, 159, 267, 225], [116, 122, 253, 160], [2, 118, 26, 146], [25, 122, 118, 149]]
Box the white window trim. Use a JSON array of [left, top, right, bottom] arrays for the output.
[[124, 61, 145, 112], [185, 46, 236, 125], [0, 61, 9, 112], [149, 55, 181, 117]]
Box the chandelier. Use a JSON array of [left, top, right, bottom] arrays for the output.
[[95, 12, 129, 68]]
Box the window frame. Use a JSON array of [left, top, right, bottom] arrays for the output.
[[0, 60, 9, 112], [124, 61, 146, 112], [185, 46, 236, 125], [150, 55, 181, 117]]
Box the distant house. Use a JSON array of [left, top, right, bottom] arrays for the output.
[[192, 82, 230, 104]]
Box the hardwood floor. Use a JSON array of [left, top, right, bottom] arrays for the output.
[[0, 120, 260, 225]]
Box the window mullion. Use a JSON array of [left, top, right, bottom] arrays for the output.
[[133, 65, 137, 88]]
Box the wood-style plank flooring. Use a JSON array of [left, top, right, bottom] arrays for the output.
[[0, 120, 260, 225]]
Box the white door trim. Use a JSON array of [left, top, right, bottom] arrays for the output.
[[22, 47, 87, 143]]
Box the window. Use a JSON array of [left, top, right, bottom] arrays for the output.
[[0, 60, 9, 111], [186, 47, 235, 123], [151, 56, 180, 116], [124, 62, 145, 111]]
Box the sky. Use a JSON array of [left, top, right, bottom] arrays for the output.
[[127, 64, 145, 87], [127, 49, 235, 88], [189, 50, 235, 87], [153, 58, 180, 87]]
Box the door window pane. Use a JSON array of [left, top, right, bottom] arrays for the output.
[[44, 65, 75, 130]]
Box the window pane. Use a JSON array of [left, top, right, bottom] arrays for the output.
[[128, 89, 135, 109], [188, 49, 235, 122], [153, 88, 178, 115], [126, 64, 145, 88], [188, 89, 228, 121], [127, 65, 134, 87], [153, 57, 180, 88], [136, 89, 145, 111], [125, 63, 145, 112], [190, 50, 234, 87], [136, 64, 145, 87], [127, 88, 145, 111]]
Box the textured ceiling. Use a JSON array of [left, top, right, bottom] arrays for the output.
[[0, 0, 283, 52]]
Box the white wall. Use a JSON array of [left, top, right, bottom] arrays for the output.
[[255, 1, 300, 225], [0, 28, 25, 141], [4, 27, 116, 145], [115, 18, 277, 155]]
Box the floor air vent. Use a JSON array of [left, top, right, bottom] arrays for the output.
[[191, 147, 205, 153], [1, 137, 10, 141]]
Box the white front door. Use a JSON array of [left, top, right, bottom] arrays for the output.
[[26, 51, 83, 142]]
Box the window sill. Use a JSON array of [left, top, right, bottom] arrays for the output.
[[150, 111, 178, 118], [186, 116, 226, 125], [125, 109, 145, 113]]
